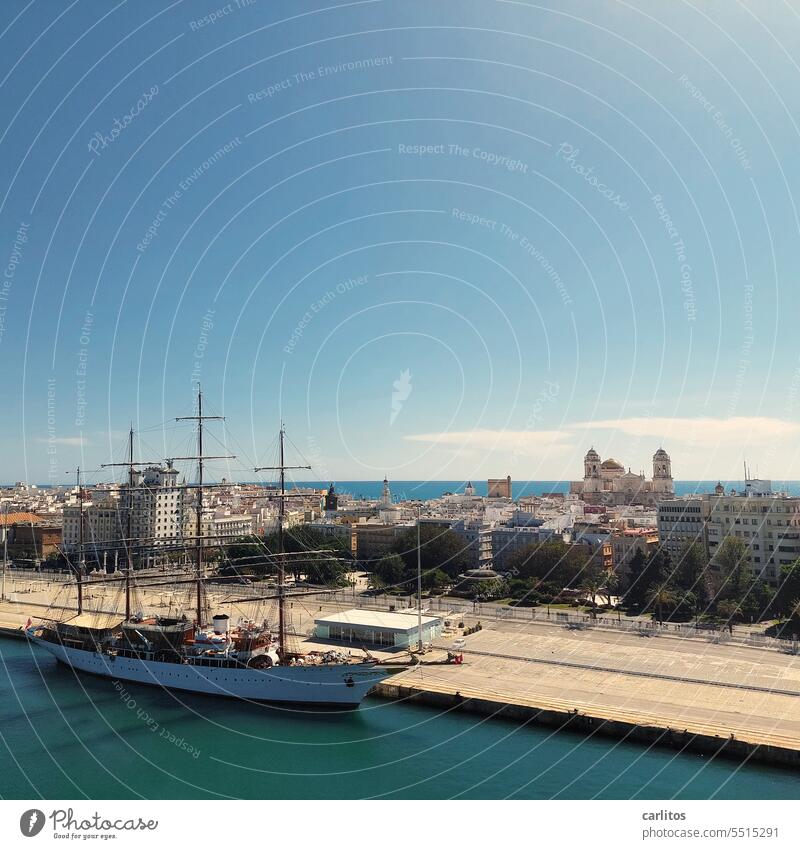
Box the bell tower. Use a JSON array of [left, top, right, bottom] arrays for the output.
[[584, 448, 600, 492], [324, 483, 338, 513], [652, 448, 673, 493]]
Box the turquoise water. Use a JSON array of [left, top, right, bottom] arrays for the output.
[[1, 640, 799, 799]]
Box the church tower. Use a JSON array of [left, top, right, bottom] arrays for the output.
[[382, 476, 392, 506], [584, 447, 601, 493], [324, 483, 338, 513], [652, 448, 673, 494]]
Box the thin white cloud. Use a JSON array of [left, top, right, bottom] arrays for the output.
[[568, 416, 800, 446], [36, 436, 87, 446], [403, 416, 800, 478], [404, 429, 571, 454]]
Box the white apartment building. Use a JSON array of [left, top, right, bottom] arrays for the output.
[[209, 513, 254, 540], [308, 520, 356, 552], [421, 517, 493, 569], [491, 525, 555, 571], [707, 485, 800, 588], [456, 519, 493, 569], [62, 496, 124, 554], [657, 496, 709, 559], [125, 465, 185, 548]]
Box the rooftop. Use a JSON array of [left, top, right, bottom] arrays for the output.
[[0, 512, 44, 526], [315, 608, 441, 632]]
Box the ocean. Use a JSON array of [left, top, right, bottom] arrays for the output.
[[20, 480, 800, 501], [1, 640, 798, 800], [291, 480, 800, 501]]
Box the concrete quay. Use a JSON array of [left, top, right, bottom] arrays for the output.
[[373, 621, 800, 768]]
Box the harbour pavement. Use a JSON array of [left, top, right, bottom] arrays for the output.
[[2, 575, 800, 764]]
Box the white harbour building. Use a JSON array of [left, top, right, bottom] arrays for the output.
[[314, 609, 443, 648]]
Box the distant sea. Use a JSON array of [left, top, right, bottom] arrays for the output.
[[286, 480, 800, 501], [19, 479, 800, 500]]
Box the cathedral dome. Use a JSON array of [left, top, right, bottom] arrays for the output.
[[600, 458, 624, 470]]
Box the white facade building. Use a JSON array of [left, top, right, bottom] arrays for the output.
[[63, 496, 124, 554], [314, 609, 442, 648], [657, 496, 710, 559], [126, 465, 185, 549], [210, 514, 255, 540], [570, 448, 674, 506], [706, 485, 800, 588]]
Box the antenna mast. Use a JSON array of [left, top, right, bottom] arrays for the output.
[[254, 424, 310, 664]]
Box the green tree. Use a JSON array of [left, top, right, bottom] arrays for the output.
[[713, 536, 772, 621], [713, 537, 747, 597], [392, 525, 471, 582], [371, 553, 407, 590], [709, 536, 773, 622], [580, 570, 605, 618], [649, 585, 677, 625], [506, 539, 589, 589], [674, 540, 711, 608], [260, 526, 352, 582], [604, 571, 621, 608], [772, 559, 800, 619], [624, 549, 671, 611], [221, 538, 276, 576]]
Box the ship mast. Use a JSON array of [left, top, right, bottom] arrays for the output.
[[2, 500, 8, 602], [254, 424, 310, 664], [175, 387, 233, 629], [73, 467, 84, 614], [100, 426, 160, 622], [417, 504, 423, 653], [127, 427, 133, 619]]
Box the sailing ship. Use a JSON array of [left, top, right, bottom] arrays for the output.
[[27, 391, 400, 707]]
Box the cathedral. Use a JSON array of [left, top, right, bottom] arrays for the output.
[[569, 447, 674, 506]]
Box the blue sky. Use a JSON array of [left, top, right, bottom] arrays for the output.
[[2, 0, 800, 485]]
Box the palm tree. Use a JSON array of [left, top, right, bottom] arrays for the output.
[[604, 572, 622, 622], [604, 572, 619, 607], [581, 574, 604, 619], [651, 586, 676, 625]]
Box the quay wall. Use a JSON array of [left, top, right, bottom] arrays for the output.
[[374, 681, 800, 770]]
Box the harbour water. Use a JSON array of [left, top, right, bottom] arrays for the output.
[[2, 641, 799, 799]]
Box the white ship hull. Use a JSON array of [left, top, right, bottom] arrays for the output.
[[31, 638, 391, 707]]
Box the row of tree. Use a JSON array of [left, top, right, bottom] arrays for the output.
[[370, 525, 472, 592], [622, 536, 800, 625], [220, 527, 353, 586], [218, 523, 800, 626]]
